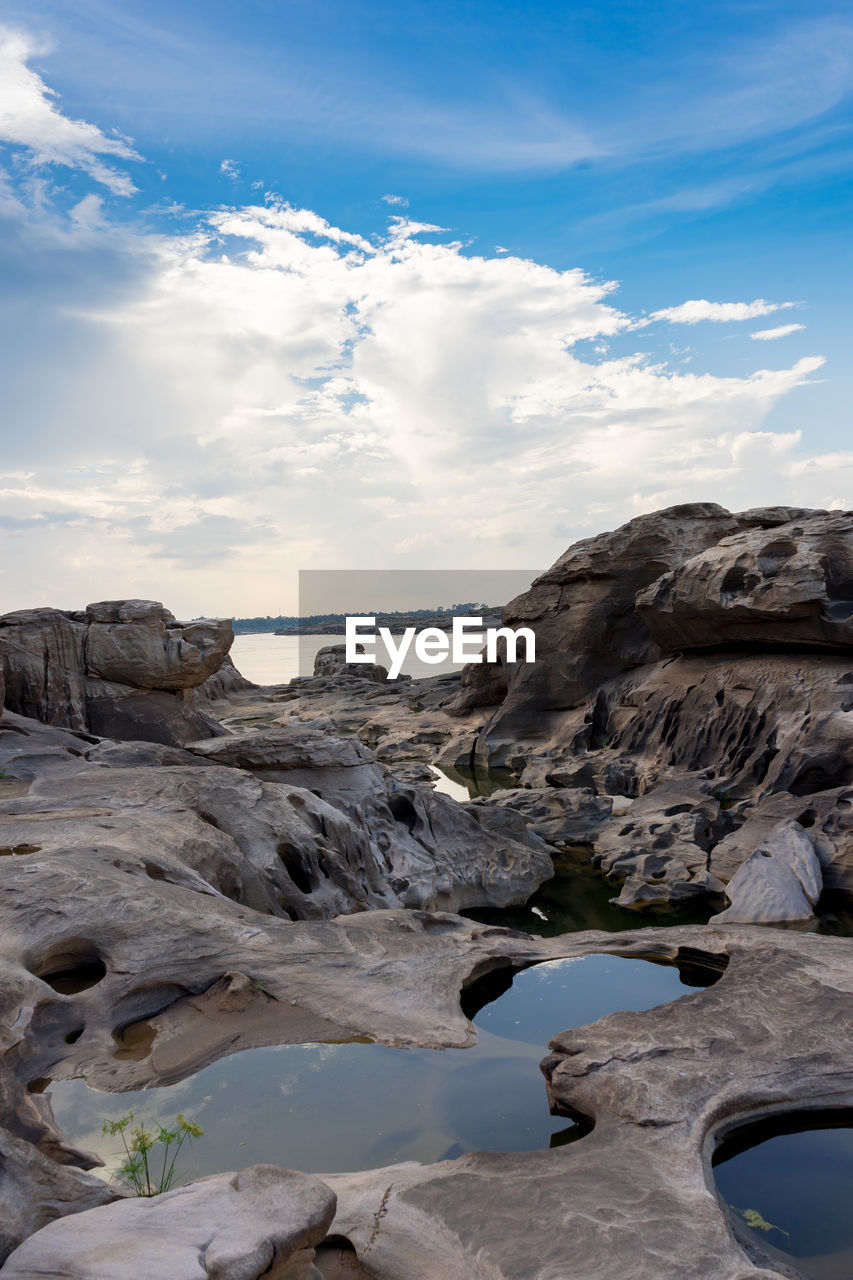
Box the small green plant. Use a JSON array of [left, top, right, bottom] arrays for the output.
[[102, 1112, 204, 1197], [734, 1205, 790, 1240], [713, 788, 736, 810], [362, 1184, 393, 1256]]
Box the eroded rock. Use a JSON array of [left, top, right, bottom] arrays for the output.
[[636, 511, 853, 653], [0, 1164, 336, 1280], [0, 601, 233, 747], [710, 820, 822, 924]]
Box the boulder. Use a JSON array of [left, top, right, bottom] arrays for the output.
[[710, 820, 822, 924], [194, 655, 257, 706], [313, 644, 388, 682], [0, 1164, 336, 1280], [637, 510, 853, 652], [85, 601, 232, 690]]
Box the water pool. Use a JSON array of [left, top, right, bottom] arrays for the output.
[[46, 954, 700, 1183], [714, 1111, 853, 1280]]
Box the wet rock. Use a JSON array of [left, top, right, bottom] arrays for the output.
[[637, 511, 853, 653], [0, 1164, 336, 1280], [325, 930, 852, 1280], [710, 820, 822, 924]]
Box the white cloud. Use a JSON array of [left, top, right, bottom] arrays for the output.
[[0, 27, 141, 195], [643, 299, 797, 326], [381, 193, 408, 207], [0, 196, 832, 615], [0, 41, 840, 614], [220, 159, 241, 180], [750, 323, 806, 340]]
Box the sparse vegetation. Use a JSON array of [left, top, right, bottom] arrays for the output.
[[102, 1112, 204, 1197]]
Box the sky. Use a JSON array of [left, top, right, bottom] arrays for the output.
[[0, 0, 851, 617]]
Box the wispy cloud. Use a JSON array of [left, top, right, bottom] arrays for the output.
[[750, 323, 807, 341], [642, 299, 797, 327], [381, 193, 408, 207], [0, 27, 141, 195], [220, 158, 240, 181]]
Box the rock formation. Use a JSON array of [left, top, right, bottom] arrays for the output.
[[0, 1164, 336, 1279], [0, 505, 851, 1278], [0, 600, 233, 746], [445, 505, 853, 914]]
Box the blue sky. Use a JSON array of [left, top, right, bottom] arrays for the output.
[[0, 0, 851, 613]]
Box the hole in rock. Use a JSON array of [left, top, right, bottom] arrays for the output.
[[825, 575, 853, 621], [789, 759, 853, 796], [46, 954, 702, 1182], [33, 942, 107, 995], [713, 1109, 853, 1278], [756, 540, 796, 577], [0, 844, 40, 856], [315, 1237, 375, 1279], [387, 794, 418, 832], [721, 564, 751, 594], [64, 1027, 84, 1045], [277, 842, 314, 895]]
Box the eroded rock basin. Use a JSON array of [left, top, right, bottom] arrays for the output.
[[45, 955, 699, 1181], [714, 1111, 853, 1280]]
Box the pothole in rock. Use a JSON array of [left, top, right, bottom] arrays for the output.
[[0, 844, 41, 856], [31, 942, 107, 995], [714, 1110, 853, 1279], [45, 954, 710, 1183]]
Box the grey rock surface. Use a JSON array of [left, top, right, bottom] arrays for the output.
[[321, 928, 852, 1280], [478, 503, 813, 745], [710, 819, 822, 923], [636, 511, 853, 652], [0, 600, 233, 747], [0, 1164, 336, 1280]]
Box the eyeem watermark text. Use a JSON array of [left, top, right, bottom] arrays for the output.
[[345, 616, 535, 680]]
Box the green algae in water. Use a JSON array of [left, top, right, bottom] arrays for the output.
[[47, 954, 699, 1181], [714, 1111, 853, 1278], [463, 846, 717, 937]]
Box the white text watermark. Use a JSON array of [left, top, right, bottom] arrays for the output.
[[345, 616, 535, 680]]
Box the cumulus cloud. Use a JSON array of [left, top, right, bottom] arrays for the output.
[[0, 195, 830, 614], [642, 299, 797, 326], [750, 323, 806, 340], [0, 27, 141, 194], [0, 37, 839, 614]]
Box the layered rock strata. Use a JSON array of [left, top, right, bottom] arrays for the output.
[[0, 600, 232, 746]]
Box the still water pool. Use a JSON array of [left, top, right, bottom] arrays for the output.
[[47, 955, 697, 1182], [714, 1112, 853, 1280]]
